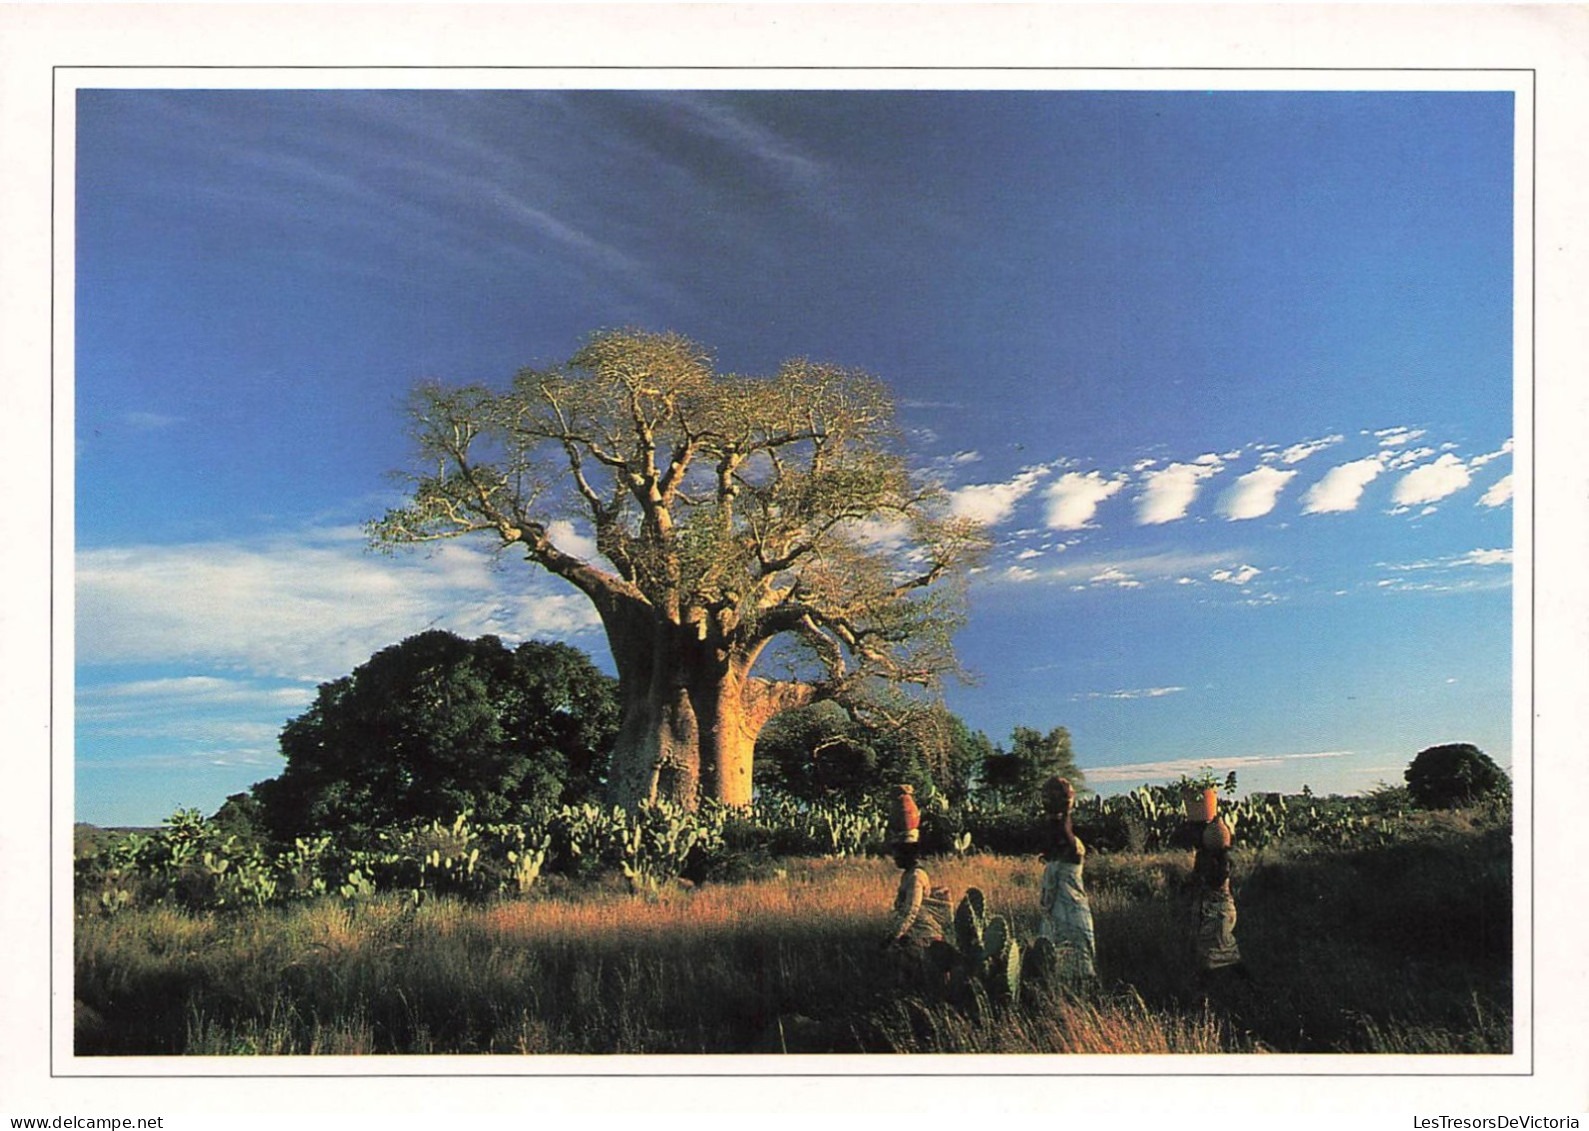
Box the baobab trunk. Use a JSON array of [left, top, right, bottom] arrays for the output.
[[597, 600, 701, 810], [605, 681, 699, 809], [693, 668, 819, 808], [597, 593, 824, 808]]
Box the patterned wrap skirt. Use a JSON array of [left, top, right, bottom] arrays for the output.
[[1037, 859, 1097, 978], [1195, 888, 1242, 970]]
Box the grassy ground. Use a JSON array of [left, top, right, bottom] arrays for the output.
[[73, 820, 1511, 1055]]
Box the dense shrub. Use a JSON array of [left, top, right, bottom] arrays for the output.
[[1404, 743, 1509, 810]]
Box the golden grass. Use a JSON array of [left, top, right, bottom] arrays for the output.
[[75, 832, 1511, 1056]]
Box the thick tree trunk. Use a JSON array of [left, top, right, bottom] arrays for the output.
[[693, 670, 818, 808], [597, 597, 820, 810], [598, 598, 701, 810], [606, 681, 699, 809]]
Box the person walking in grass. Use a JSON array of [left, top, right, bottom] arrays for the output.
[[1035, 775, 1097, 979], [883, 841, 942, 950], [1174, 786, 1249, 983], [881, 785, 950, 956]]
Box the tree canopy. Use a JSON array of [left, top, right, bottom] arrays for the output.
[[369, 329, 986, 808], [978, 725, 1086, 808], [1404, 742, 1508, 810], [252, 631, 619, 838], [754, 700, 990, 804]]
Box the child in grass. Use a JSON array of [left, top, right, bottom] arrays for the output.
[[1035, 776, 1097, 978]]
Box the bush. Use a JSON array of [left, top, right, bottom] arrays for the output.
[[1404, 744, 1509, 810]]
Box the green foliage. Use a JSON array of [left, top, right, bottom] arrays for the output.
[[619, 800, 727, 894], [978, 725, 1084, 809], [743, 792, 890, 859], [755, 701, 989, 805], [368, 329, 988, 808], [75, 773, 1511, 918], [253, 631, 619, 838], [930, 887, 1022, 1004], [1404, 743, 1509, 810]]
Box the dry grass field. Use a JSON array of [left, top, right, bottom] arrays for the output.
[[74, 817, 1511, 1056]]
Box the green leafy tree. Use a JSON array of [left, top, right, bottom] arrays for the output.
[[370, 329, 986, 808], [979, 725, 1085, 808], [209, 792, 266, 841], [1404, 743, 1508, 810], [252, 631, 619, 838], [754, 701, 988, 803]]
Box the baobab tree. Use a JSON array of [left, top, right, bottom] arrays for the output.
[[369, 329, 986, 808]]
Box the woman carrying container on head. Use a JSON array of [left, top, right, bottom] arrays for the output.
[[882, 785, 951, 953], [1176, 786, 1247, 981], [1035, 775, 1097, 979]]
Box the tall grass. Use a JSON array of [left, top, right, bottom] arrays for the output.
[[75, 826, 1511, 1056]]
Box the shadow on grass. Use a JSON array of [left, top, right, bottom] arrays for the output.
[[74, 826, 1511, 1055]]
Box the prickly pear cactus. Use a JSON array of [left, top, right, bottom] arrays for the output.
[[954, 888, 986, 956], [995, 937, 1023, 1001], [982, 914, 1011, 964]]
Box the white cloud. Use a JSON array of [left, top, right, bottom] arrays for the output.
[[840, 515, 913, 552], [950, 450, 983, 465], [1278, 435, 1344, 464], [1004, 565, 1038, 583], [1042, 471, 1125, 530], [124, 411, 183, 432], [1458, 548, 1513, 567], [1478, 474, 1514, 508], [1386, 446, 1436, 471], [1301, 456, 1387, 514], [979, 549, 1256, 592], [1374, 548, 1511, 593], [1134, 460, 1223, 525], [1086, 750, 1349, 785], [546, 519, 600, 562], [1471, 438, 1514, 469], [76, 528, 604, 682], [1088, 566, 1141, 589], [1391, 453, 1472, 508], [1216, 466, 1297, 521], [1374, 426, 1426, 448], [1073, 686, 1186, 701], [88, 676, 313, 709], [1210, 565, 1261, 586], [948, 466, 1048, 526]]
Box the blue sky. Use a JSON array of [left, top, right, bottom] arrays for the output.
[[73, 87, 1517, 826]]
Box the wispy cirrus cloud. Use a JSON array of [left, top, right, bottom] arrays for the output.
[[1374, 426, 1427, 449], [1373, 547, 1512, 594], [76, 527, 603, 682], [979, 549, 1257, 593], [1471, 438, 1514, 469], [1381, 548, 1512, 572], [1276, 435, 1344, 464], [1085, 750, 1349, 785], [75, 677, 306, 768], [124, 411, 183, 432], [1072, 686, 1186, 701]]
